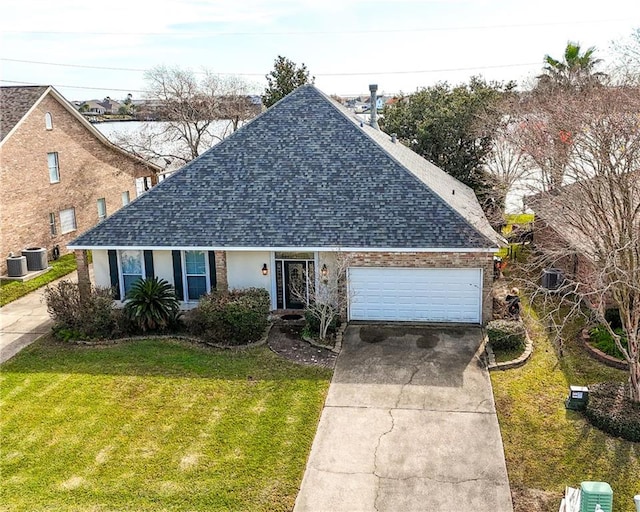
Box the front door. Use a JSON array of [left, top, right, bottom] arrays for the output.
[[275, 257, 315, 309]]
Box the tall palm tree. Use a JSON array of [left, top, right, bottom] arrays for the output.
[[538, 41, 607, 90]]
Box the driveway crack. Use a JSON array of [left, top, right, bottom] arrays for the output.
[[372, 408, 396, 512]]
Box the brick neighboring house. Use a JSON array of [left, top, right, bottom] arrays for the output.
[[0, 85, 160, 274], [70, 85, 505, 324]]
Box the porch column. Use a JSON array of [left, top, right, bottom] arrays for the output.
[[214, 250, 228, 291], [74, 249, 91, 301]]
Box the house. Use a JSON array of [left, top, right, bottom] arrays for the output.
[[0, 85, 160, 275], [69, 85, 504, 324]]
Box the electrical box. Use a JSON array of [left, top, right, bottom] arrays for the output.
[[580, 481, 612, 512], [565, 385, 589, 410]]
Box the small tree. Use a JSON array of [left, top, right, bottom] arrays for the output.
[[262, 56, 313, 108], [291, 254, 352, 341]]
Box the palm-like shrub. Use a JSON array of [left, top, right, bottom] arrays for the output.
[[124, 277, 181, 332]]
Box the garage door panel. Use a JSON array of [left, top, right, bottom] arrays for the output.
[[349, 267, 482, 323]]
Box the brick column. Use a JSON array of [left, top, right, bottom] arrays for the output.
[[214, 250, 228, 291], [74, 249, 91, 301]]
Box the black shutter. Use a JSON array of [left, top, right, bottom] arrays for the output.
[[107, 250, 120, 299], [172, 250, 184, 300], [143, 250, 154, 279], [208, 251, 217, 291]]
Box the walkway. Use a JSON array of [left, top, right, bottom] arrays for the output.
[[0, 269, 87, 364], [294, 324, 513, 512]]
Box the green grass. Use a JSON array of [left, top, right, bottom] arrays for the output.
[[491, 305, 639, 512], [0, 254, 77, 307], [0, 337, 332, 511]]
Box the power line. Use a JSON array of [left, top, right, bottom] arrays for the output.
[[1, 57, 542, 77]]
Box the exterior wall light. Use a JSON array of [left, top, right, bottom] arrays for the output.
[[321, 264, 328, 277], [261, 263, 268, 276]]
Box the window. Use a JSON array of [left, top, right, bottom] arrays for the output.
[[184, 251, 209, 301], [59, 208, 77, 234], [45, 112, 53, 130], [48, 152, 60, 183], [121, 191, 130, 206], [49, 212, 57, 236], [119, 250, 144, 296], [97, 198, 107, 220]]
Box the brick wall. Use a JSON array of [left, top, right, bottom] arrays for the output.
[[347, 251, 495, 323], [0, 93, 154, 274]]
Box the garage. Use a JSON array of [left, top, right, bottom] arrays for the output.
[[348, 267, 482, 323]]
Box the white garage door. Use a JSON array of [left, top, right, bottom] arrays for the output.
[[348, 267, 482, 323]]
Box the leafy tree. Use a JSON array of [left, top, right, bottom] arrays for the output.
[[262, 56, 313, 108], [537, 41, 606, 91], [124, 276, 181, 332], [381, 77, 516, 217]]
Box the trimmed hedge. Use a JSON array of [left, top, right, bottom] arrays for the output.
[[589, 325, 626, 360], [187, 288, 270, 346], [584, 382, 640, 442], [487, 319, 526, 351]]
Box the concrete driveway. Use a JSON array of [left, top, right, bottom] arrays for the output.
[[294, 324, 513, 512]]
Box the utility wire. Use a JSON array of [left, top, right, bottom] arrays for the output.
[[0, 58, 541, 77]]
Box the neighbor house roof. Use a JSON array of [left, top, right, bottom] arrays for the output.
[[70, 85, 503, 251], [0, 85, 162, 173], [0, 85, 49, 141]]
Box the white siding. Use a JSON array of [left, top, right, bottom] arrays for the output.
[[153, 250, 174, 287], [227, 251, 271, 291], [92, 250, 111, 289]]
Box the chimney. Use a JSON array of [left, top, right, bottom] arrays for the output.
[[369, 84, 379, 130]]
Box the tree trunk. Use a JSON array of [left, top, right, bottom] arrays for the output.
[[629, 360, 640, 403]]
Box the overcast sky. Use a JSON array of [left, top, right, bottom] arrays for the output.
[[1, 0, 638, 101]]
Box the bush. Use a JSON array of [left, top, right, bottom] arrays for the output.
[[187, 288, 270, 346], [45, 281, 115, 341], [486, 320, 526, 351], [584, 382, 640, 442], [589, 325, 626, 360], [124, 277, 181, 333], [304, 308, 340, 337]]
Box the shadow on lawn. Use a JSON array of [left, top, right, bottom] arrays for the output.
[[1, 335, 332, 381]]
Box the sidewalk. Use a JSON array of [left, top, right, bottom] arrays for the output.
[[0, 269, 85, 364]]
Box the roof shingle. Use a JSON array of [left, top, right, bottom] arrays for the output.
[[0, 86, 49, 141], [70, 85, 501, 250]]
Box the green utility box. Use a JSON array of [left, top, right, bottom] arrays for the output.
[[566, 385, 589, 410], [580, 481, 613, 512]]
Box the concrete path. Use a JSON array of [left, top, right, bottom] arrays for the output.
[[0, 269, 86, 364], [294, 324, 513, 512]]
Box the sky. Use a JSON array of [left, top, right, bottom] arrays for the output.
[[1, 0, 638, 101]]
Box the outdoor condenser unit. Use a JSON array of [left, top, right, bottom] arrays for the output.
[[580, 481, 613, 512], [542, 268, 564, 290]]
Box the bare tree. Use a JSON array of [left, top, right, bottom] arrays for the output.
[[113, 66, 258, 171], [291, 254, 353, 341], [611, 28, 640, 83], [521, 85, 640, 402]]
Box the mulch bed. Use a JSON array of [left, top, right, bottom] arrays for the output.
[[267, 324, 337, 369]]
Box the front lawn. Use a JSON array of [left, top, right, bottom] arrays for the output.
[[491, 306, 640, 512], [0, 337, 331, 511]]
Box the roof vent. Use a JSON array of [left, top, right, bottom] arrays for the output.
[[452, 189, 455, 195], [391, 133, 397, 143], [369, 84, 380, 130]]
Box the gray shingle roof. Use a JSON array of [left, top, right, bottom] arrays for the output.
[[70, 85, 501, 250], [0, 86, 49, 141]]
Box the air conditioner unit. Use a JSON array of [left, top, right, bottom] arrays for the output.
[[542, 268, 564, 290]]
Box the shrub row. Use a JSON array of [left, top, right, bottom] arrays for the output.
[[45, 281, 270, 346], [584, 381, 640, 442], [588, 324, 626, 360], [186, 288, 271, 346], [486, 319, 526, 351]]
